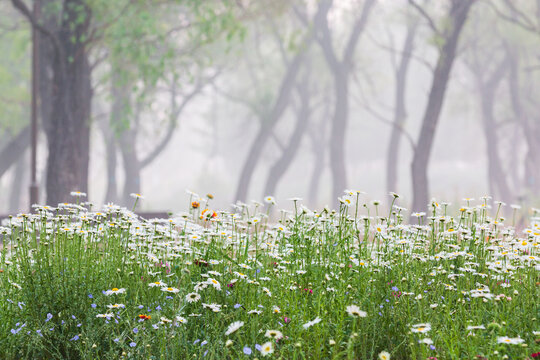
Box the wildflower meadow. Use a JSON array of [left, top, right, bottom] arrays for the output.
[[0, 192, 539, 359]]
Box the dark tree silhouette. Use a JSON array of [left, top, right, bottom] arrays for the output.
[[386, 15, 419, 194], [314, 0, 376, 205], [233, 34, 313, 203], [410, 0, 476, 214], [12, 0, 92, 205], [263, 62, 312, 198]]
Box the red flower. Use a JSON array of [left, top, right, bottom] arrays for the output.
[[194, 259, 208, 267], [138, 314, 151, 320], [531, 352, 540, 358]]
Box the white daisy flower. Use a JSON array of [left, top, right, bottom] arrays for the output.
[[149, 281, 167, 288], [207, 278, 221, 291], [96, 313, 114, 319], [185, 292, 201, 303], [224, 321, 244, 336], [411, 323, 431, 333], [265, 329, 283, 340], [106, 303, 125, 309], [303, 317, 322, 329], [161, 287, 180, 293], [260, 341, 274, 356], [264, 196, 276, 205], [346, 305, 367, 318], [466, 325, 485, 330], [105, 288, 126, 296], [497, 336, 524, 344], [175, 316, 187, 324]]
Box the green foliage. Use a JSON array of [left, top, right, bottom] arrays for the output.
[[0, 18, 31, 136]]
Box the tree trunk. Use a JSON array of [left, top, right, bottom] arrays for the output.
[[41, 0, 92, 205], [234, 39, 311, 203], [308, 137, 325, 208], [110, 74, 140, 207], [386, 19, 418, 194], [314, 0, 376, 206], [478, 72, 513, 205], [410, 0, 474, 214], [9, 155, 27, 213], [99, 120, 118, 204], [263, 74, 311, 198], [329, 69, 349, 202], [507, 50, 540, 193], [119, 127, 141, 206], [0, 126, 30, 178], [308, 93, 331, 208], [38, 0, 56, 134]]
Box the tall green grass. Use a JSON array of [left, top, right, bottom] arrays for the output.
[[0, 193, 538, 359]]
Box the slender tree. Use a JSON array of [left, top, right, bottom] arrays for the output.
[[386, 14, 419, 194], [233, 22, 314, 203], [109, 73, 211, 206], [467, 44, 513, 204], [263, 60, 312, 198], [410, 0, 476, 213], [313, 0, 376, 205], [12, 0, 92, 205]]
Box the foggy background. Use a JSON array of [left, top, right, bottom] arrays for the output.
[[0, 0, 539, 215]]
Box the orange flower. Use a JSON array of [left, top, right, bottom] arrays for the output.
[[138, 314, 151, 320], [191, 201, 200, 209], [200, 209, 217, 221]]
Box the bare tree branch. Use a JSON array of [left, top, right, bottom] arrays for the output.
[[266, 15, 289, 66], [270, 132, 286, 152], [486, 0, 539, 33], [365, 31, 433, 72], [314, 0, 340, 71], [140, 73, 218, 169], [11, 0, 62, 56], [212, 83, 261, 116], [364, 101, 416, 151], [292, 2, 309, 27], [343, 0, 376, 64], [408, 0, 441, 36]]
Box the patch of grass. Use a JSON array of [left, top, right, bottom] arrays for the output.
[[0, 193, 538, 359]]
